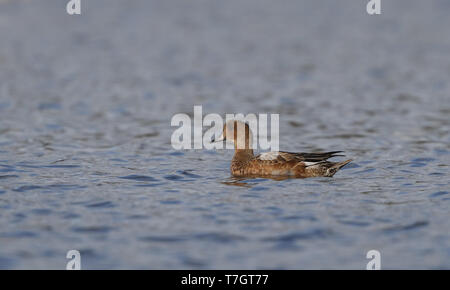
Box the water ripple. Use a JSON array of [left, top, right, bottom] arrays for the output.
[[263, 228, 333, 243], [72, 226, 113, 234], [119, 175, 158, 182], [429, 191, 448, 198], [381, 221, 429, 233]]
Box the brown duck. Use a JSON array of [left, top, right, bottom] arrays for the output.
[[212, 120, 352, 178]]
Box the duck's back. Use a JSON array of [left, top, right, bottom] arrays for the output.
[[231, 151, 351, 178]]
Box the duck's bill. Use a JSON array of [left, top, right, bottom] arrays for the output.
[[211, 135, 225, 143]]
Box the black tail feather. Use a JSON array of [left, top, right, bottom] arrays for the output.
[[286, 151, 346, 162]]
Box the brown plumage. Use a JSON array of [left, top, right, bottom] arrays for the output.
[[213, 121, 352, 178]]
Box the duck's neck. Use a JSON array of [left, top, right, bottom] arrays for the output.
[[232, 148, 254, 162], [232, 132, 253, 161]]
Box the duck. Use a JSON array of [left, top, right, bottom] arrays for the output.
[[212, 120, 352, 178]]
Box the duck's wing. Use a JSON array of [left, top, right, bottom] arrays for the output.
[[255, 151, 344, 164]]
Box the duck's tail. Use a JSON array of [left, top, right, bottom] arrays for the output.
[[325, 159, 353, 177]]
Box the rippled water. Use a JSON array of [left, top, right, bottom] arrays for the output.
[[0, 0, 449, 269]]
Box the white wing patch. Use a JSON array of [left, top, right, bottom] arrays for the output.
[[304, 161, 320, 166], [258, 152, 324, 166], [258, 152, 280, 160]]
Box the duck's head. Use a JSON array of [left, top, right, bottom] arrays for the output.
[[212, 120, 253, 150]]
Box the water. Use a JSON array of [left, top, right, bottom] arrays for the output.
[[0, 0, 449, 269]]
